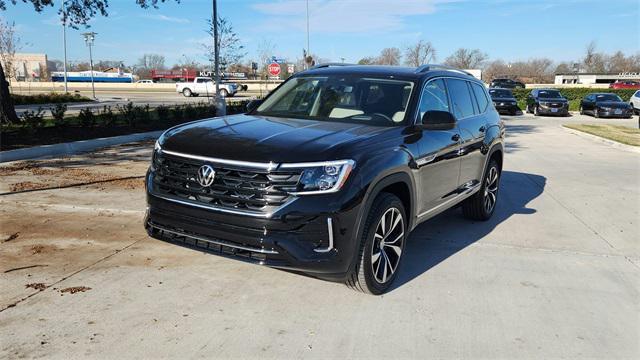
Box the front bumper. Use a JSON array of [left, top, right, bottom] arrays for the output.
[[538, 106, 569, 116], [596, 109, 633, 118], [494, 103, 518, 113], [144, 171, 362, 278]]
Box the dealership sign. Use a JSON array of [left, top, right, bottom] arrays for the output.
[[268, 63, 281, 77]]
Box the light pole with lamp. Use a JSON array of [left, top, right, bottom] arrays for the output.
[[82, 32, 97, 99]]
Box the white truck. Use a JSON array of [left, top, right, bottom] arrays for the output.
[[176, 77, 238, 97]]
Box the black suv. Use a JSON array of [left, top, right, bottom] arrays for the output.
[[145, 64, 505, 294], [490, 78, 525, 89], [525, 89, 569, 116], [489, 88, 519, 115]]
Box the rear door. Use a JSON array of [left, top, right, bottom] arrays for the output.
[[447, 79, 487, 188], [414, 78, 462, 215]]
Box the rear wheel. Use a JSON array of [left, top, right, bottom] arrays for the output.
[[182, 88, 192, 97], [462, 159, 500, 221], [346, 193, 407, 295]]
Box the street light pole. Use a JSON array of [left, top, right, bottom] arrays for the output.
[[213, 0, 220, 96], [306, 0, 310, 60], [82, 32, 97, 99], [61, 0, 68, 92]]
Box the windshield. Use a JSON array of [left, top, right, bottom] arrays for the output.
[[489, 89, 513, 98], [538, 90, 562, 99], [255, 75, 415, 126], [595, 94, 623, 102]]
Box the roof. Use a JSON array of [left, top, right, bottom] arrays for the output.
[[299, 64, 478, 82]]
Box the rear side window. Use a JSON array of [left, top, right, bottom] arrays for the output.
[[446, 79, 475, 119], [418, 79, 449, 119], [471, 83, 490, 113]]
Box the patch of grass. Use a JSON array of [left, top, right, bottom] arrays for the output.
[[564, 124, 640, 147]]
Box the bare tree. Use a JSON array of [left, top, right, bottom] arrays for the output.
[[0, 18, 20, 80], [0, 18, 20, 123], [377, 47, 401, 66], [444, 48, 488, 69], [357, 56, 376, 65], [256, 39, 275, 77], [203, 17, 246, 67], [404, 40, 436, 67]]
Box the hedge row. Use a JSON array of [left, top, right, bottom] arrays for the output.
[[510, 88, 636, 111], [11, 92, 93, 105]]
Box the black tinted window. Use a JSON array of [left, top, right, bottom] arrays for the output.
[[472, 83, 490, 113], [418, 79, 449, 119], [446, 79, 475, 119]]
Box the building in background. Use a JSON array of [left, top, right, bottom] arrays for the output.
[[555, 72, 640, 85], [1, 53, 49, 81]]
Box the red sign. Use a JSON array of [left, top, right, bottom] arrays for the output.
[[268, 62, 281, 77]]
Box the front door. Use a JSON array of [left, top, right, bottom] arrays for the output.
[[413, 78, 462, 215]]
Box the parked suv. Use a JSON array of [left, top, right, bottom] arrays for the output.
[[145, 64, 505, 294], [490, 78, 525, 89], [525, 89, 569, 116]]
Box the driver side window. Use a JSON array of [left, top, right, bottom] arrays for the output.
[[418, 79, 449, 121]]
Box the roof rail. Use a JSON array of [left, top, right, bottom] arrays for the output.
[[307, 63, 356, 70], [415, 64, 473, 76]]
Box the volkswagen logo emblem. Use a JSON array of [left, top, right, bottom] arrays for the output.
[[196, 165, 216, 187]]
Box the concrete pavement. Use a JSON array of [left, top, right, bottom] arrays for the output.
[[0, 113, 638, 359]]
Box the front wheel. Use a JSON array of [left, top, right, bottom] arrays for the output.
[[182, 88, 192, 97], [462, 159, 500, 221], [346, 193, 407, 295], [533, 105, 540, 116], [218, 89, 229, 97]]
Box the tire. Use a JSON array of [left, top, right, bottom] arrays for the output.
[[533, 105, 540, 116], [462, 159, 500, 221], [594, 109, 600, 118], [579, 106, 584, 115], [346, 193, 407, 295], [182, 88, 192, 97], [218, 89, 229, 97]]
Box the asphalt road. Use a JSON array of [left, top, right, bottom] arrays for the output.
[[0, 113, 638, 359]]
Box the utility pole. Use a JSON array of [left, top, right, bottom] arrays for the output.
[[82, 32, 97, 99], [213, 0, 220, 96], [306, 0, 310, 64], [61, 0, 68, 92]]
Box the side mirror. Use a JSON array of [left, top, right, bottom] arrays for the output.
[[421, 110, 457, 130], [246, 99, 262, 113]]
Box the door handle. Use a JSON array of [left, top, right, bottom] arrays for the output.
[[479, 126, 486, 132], [451, 134, 460, 142]]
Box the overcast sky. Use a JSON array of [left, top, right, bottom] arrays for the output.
[[3, 0, 639, 67]]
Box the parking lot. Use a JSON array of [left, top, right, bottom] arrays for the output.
[[0, 113, 638, 359]]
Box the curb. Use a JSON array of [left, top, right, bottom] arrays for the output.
[[0, 130, 163, 163], [562, 126, 640, 154]]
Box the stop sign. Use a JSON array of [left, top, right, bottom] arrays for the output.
[[268, 62, 281, 77]]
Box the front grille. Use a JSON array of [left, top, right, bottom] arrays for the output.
[[152, 152, 301, 214]]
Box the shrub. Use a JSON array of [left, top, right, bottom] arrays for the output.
[[78, 108, 95, 127], [11, 92, 92, 105], [99, 105, 116, 126], [170, 105, 184, 122], [20, 107, 45, 129], [156, 104, 170, 123], [117, 102, 136, 127], [135, 104, 151, 126], [50, 103, 67, 127], [183, 103, 198, 120]]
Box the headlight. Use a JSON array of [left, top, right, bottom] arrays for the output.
[[281, 160, 355, 195]]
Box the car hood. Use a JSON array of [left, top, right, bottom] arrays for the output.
[[596, 101, 628, 108], [160, 114, 392, 163]]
